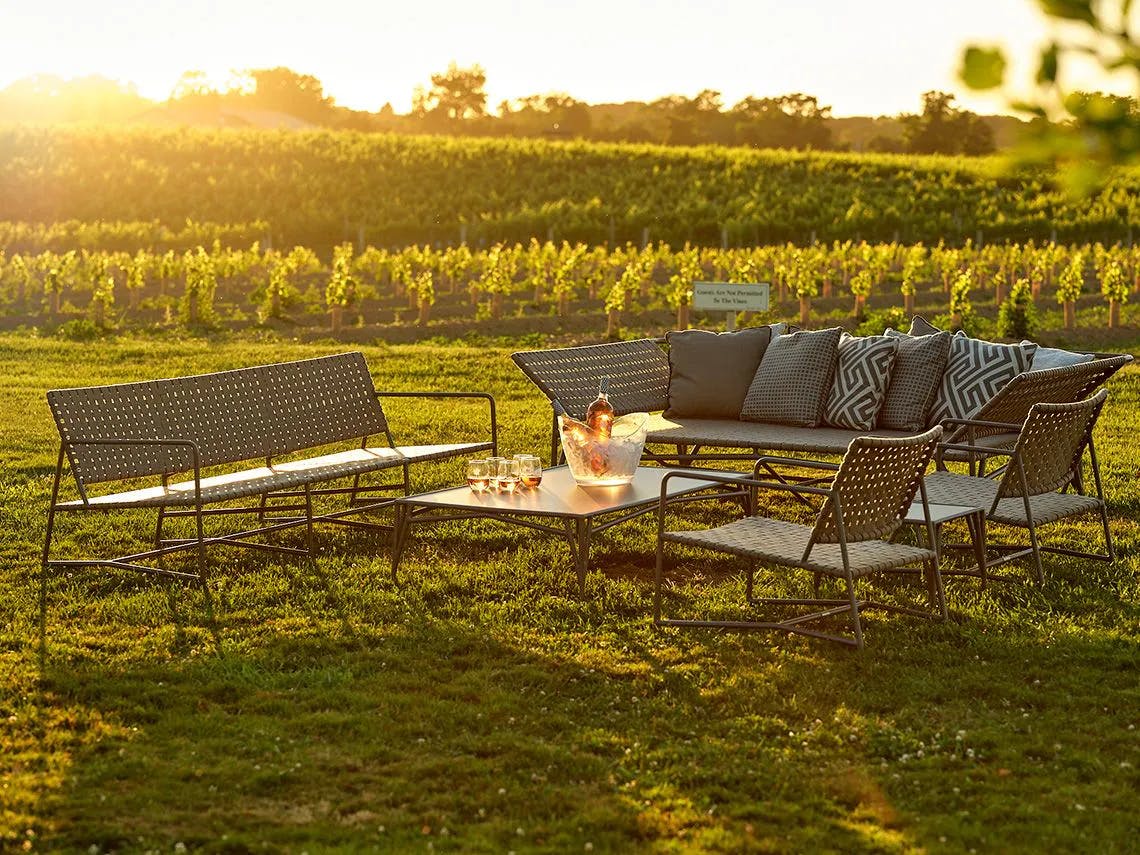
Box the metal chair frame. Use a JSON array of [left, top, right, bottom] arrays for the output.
[[653, 429, 945, 650]]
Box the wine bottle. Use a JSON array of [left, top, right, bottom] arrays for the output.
[[585, 377, 614, 438]]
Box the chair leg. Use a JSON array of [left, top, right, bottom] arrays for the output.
[[1100, 504, 1115, 562], [653, 541, 666, 624], [1025, 518, 1045, 584], [304, 484, 315, 555], [844, 575, 864, 651], [194, 501, 208, 587], [926, 558, 948, 621]]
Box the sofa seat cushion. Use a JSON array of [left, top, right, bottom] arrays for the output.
[[664, 326, 772, 418], [645, 414, 917, 454]]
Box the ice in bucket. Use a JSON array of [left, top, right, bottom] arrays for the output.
[[556, 403, 648, 487]]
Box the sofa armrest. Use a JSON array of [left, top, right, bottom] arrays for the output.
[[374, 391, 498, 456]]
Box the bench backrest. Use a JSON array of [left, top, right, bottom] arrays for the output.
[[48, 352, 387, 486], [949, 354, 1131, 441], [511, 339, 670, 418]]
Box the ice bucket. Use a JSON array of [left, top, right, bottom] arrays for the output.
[[558, 412, 649, 487]]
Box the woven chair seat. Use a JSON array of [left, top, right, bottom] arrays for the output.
[[663, 516, 936, 579], [644, 415, 916, 453], [922, 470, 1103, 526], [60, 442, 490, 509]]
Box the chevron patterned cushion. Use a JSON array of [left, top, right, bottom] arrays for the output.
[[927, 333, 1036, 426], [823, 334, 899, 430], [741, 327, 842, 426], [878, 331, 951, 430]]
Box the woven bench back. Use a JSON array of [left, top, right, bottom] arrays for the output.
[[48, 352, 386, 486], [953, 355, 1129, 441], [262, 352, 387, 456], [512, 339, 670, 419]]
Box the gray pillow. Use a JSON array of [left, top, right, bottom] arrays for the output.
[[741, 327, 842, 426], [1021, 341, 1094, 370], [878, 331, 952, 431], [824, 334, 898, 431], [908, 315, 942, 336], [665, 326, 772, 418], [928, 333, 1036, 425]]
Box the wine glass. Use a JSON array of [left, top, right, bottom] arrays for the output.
[[466, 459, 490, 492], [515, 454, 542, 488], [496, 457, 521, 494]]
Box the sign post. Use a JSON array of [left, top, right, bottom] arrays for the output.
[[692, 282, 771, 330]]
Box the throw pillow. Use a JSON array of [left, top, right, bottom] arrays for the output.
[[824, 334, 899, 431], [741, 327, 843, 426], [908, 315, 942, 336], [1021, 341, 1094, 371], [664, 326, 773, 418], [928, 334, 1036, 425], [878, 331, 952, 431]]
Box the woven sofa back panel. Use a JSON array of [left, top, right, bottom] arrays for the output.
[[261, 353, 387, 456], [962, 355, 1130, 440], [512, 339, 670, 419], [48, 380, 191, 485], [48, 352, 385, 485]]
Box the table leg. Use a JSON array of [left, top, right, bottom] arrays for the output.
[[574, 518, 591, 594], [391, 504, 410, 582]]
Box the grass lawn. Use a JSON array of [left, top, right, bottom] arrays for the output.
[[1, 332, 1138, 853]]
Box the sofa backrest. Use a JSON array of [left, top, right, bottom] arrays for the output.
[[949, 354, 1130, 441], [512, 339, 671, 418], [48, 352, 387, 486]]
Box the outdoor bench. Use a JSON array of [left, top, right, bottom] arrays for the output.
[[43, 351, 497, 584], [511, 336, 1130, 468]]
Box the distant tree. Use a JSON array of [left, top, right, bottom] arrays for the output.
[[498, 92, 592, 138], [170, 70, 217, 101], [731, 94, 834, 150], [650, 90, 726, 145], [246, 67, 333, 122], [899, 91, 995, 155], [422, 63, 489, 122]]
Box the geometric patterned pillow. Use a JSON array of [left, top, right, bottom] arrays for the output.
[[927, 333, 1036, 426], [823, 334, 898, 430], [740, 327, 842, 426]]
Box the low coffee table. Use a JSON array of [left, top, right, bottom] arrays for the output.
[[391, 465, 751, 592]]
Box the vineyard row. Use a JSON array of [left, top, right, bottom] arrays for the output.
[[1, 239, 1134, 335]]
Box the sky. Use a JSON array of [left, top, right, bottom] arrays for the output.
[[0, 0, 1136, 116]]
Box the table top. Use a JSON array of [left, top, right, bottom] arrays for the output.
[[399, 465, 750, 520], [903, 501, 984, 525]]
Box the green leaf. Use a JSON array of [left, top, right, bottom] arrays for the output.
[[1036, 43, 1059, 84], [961, 46, 1007, 90], [1037, 0, 1097, 25]]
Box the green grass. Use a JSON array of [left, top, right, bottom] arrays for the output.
[[1, 333, 1138, 853]]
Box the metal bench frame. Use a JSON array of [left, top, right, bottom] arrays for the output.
[[43, 352, 497, 587]]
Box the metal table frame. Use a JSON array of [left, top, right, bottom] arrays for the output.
[[391, 466, 751, 592]]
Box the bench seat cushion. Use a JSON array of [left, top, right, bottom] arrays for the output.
[[60, 443, 491, 509], [645, 415, 916, 454]]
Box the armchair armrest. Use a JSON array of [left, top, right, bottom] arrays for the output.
[[61, 438, 203, 505], [374, 390, 498, 455], [942, 417, 1024, 433], [936, 442, 1015, 459]]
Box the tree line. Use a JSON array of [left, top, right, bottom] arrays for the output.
[[0, 64, 1006, 156]]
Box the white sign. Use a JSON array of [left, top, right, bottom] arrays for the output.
[[692, 282, 771, 312]]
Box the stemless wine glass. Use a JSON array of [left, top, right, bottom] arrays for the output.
[[496, 457, 521, 494], [484, 456, 506, 491], [466, 458, 490, 493], [515, 454, 542, 489]]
